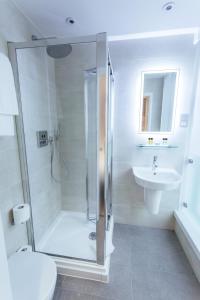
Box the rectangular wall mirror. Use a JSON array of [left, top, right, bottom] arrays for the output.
[[140, 70, 178, 133]]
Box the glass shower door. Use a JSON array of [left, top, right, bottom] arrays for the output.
[[9, 33, 112, 266], [13, 39, 98, 262]]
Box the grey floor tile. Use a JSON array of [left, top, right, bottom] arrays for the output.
[[131, 227, 182, 252], [57, 263, 133, 300], [53, 288, 112, 300], [131, 246, 195, 277], [55, 223, 200, 300], [53, 288, 62, 300], [132, 268, 200, 300], [113, 223, 137, 241], [111, 237, 132, 266]]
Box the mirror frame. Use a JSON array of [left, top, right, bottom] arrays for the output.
[[139, 69, 179, 135]]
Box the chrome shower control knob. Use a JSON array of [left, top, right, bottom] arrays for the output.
[[188, 158, 194, 164]]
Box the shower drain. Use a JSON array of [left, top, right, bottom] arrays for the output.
[[89, 232, 96, 240]]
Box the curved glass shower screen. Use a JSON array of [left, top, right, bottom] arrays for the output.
[[13, 40, 99, 261]]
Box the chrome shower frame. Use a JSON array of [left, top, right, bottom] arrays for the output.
[[8, 32, 114, 266]]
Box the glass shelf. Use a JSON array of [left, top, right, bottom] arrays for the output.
[[136, 144, 178, 149]]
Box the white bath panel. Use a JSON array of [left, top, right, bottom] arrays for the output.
[[175, 210, 200, 282]]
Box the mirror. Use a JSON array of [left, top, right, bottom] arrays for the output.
[[140, 70, 178, 132]]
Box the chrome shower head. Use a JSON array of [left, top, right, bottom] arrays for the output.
[[46, 44, 72, 59]]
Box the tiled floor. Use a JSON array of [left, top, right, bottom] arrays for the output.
[[53, 223, 200, 300]]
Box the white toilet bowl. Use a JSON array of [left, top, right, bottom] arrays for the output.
[[8, 251, 57, 300]]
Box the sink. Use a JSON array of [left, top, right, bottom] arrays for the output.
[[132, 167, 181, 214], [133, 167, 181, 191]]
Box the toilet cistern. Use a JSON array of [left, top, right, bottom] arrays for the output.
[[152, 155, 158, 175]]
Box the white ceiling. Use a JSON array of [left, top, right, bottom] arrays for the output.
[[12, 0, 200, 38], [109, 35, 196, 70]]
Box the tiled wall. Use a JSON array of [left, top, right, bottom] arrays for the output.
[[55, 42, 96, 214], [0, 0, 41, 255], [17, 47, 62, 245], [109, 36, 197, 229]]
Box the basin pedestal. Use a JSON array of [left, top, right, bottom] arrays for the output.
[[144, 189, 162, 214]]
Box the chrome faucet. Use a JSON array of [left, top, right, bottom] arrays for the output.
[[152, 155, 158, 175]]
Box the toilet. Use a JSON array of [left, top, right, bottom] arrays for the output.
[[8, 251, 57, 300]]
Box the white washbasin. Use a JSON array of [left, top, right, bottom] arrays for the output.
[[132, 166, 182, 214], [133, 167, 181, 191]]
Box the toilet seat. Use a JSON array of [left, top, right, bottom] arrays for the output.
[[8, 251, 57, 300]]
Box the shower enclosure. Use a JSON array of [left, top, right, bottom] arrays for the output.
[[8, 33, 114, 279]]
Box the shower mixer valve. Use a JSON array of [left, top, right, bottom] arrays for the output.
[[36, 130, 48, 147]]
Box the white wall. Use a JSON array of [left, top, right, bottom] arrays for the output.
[[0, 0, 41, 255], [109, 35, 197, 229]]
